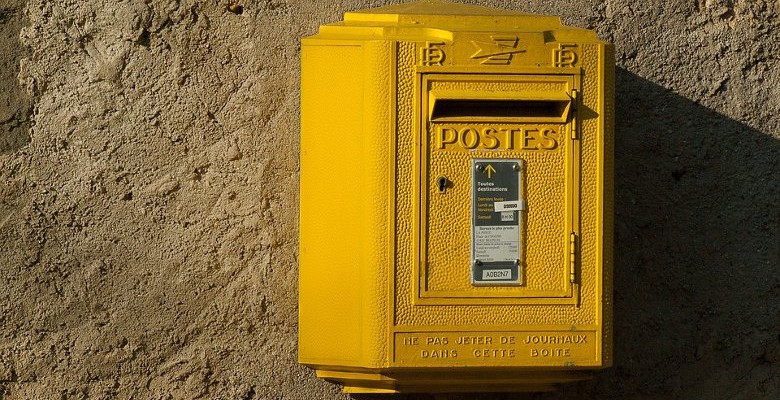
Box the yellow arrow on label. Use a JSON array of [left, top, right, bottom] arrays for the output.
[[484, 164, 496, 179]]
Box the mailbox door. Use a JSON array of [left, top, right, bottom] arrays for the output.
[[418, 72, 581, 305]]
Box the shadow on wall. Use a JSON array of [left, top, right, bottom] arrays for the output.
[[351, 68, 780, 400]]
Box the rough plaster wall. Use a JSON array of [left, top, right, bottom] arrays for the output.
[[0, 0, 777, 399]]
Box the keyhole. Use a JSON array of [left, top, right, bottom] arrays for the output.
[[436, 176, 449, 193]]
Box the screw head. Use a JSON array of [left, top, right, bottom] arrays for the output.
[[513, 163, 520, 171], [476, 164, 484, 171]]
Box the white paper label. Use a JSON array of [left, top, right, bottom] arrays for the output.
[[473, 225, 520, 262], [494, 200, 525, 212]]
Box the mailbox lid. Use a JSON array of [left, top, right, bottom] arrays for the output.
[[307, 0, 600, 43], [343, 1, 562, 29]]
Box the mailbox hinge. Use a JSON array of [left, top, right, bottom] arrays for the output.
[[570, 89, 578, 140], [569, 232, 577, 283]]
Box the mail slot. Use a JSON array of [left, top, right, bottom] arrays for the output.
[[299, 0, 614, 393]]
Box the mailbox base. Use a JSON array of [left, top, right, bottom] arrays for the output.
[[314, 367, 593, 393]]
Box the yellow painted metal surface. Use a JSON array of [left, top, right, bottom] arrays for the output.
[[299, 0, 614, 393]]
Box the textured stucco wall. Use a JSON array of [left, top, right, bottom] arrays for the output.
[[0, 0, 778, 399]]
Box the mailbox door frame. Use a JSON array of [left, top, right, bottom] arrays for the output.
[[414, 69, 582, 306]]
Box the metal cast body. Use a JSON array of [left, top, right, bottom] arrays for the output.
[[299, 0, 614, 393]]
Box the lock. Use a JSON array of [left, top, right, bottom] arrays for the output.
[[299, 0, 614, 393], [435, 176, 448, 193]]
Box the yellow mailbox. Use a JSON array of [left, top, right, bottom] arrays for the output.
[[299, 0, 613, 393]]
